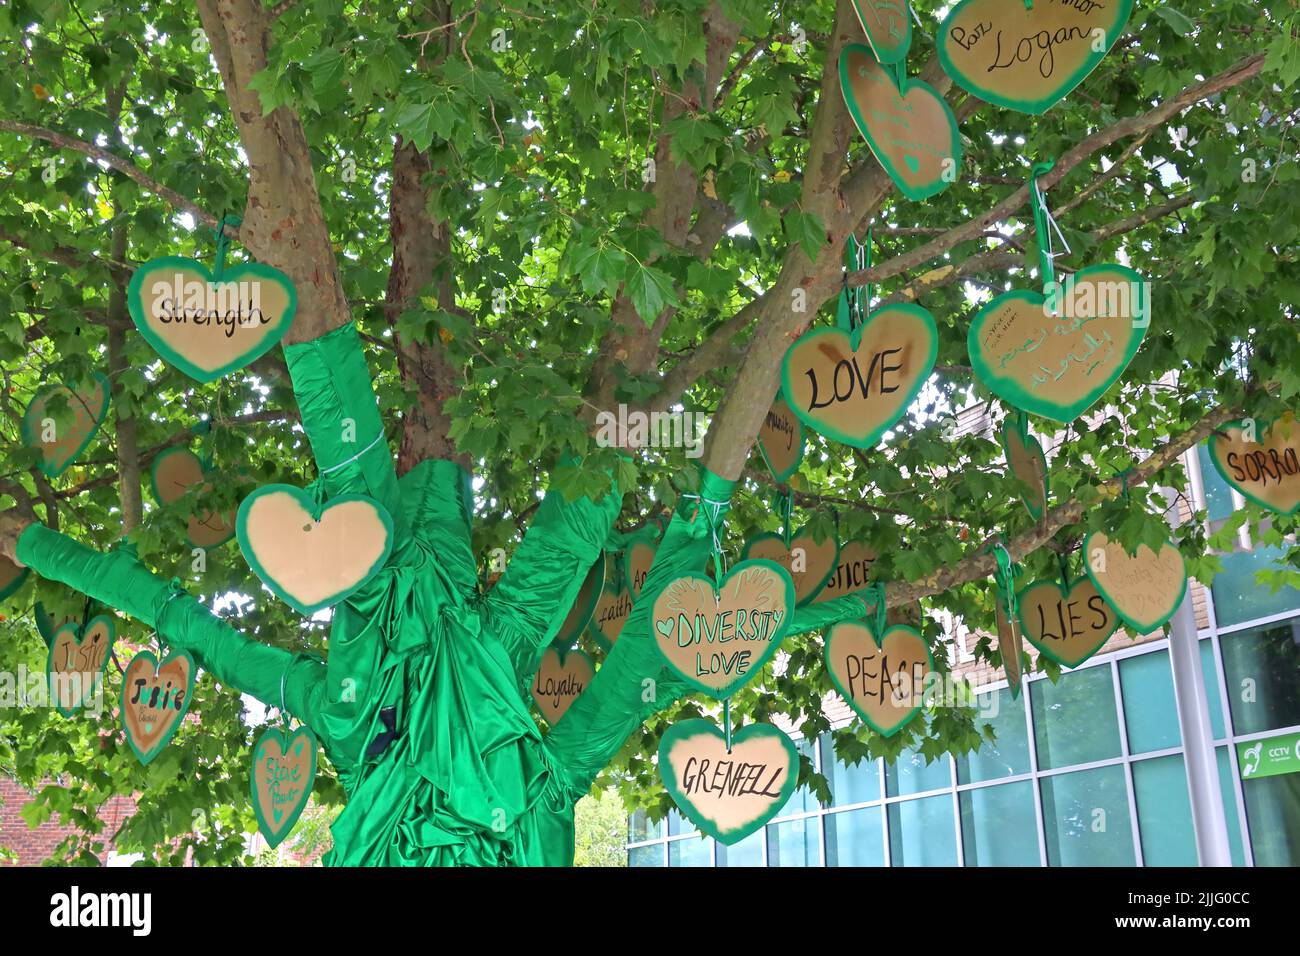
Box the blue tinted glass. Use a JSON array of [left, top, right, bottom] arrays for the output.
[[1132, 755, 1197, 866], [716, 829, 764, 867], [957, 686, 1030, 783], [667, 808, 695, 836], [628, 844, 663, 867], [886, 745, 952, 797], [1031, 664, 1122, 770], [766, 816, 820, 866], [1119, 651, 1181, 754], [888, 795, 957, 866], [959, 780, 1040, 866], [1197, 443, 1236, 522], [1202, 639, 1226, 740], [1241, 768, 1300, 866], [668, 836, 712, 867], [629, 808, 661, 842], [824, 806, 885, 866], [1040, 765, 1135, 866], [1211, 548, 1300, 628], [821, 732, 881, 807], [1220, 617, 1300, 735]]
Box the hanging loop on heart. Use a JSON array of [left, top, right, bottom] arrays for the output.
[[1029, 160, 1070, 297], [210, 212, 242, 281]]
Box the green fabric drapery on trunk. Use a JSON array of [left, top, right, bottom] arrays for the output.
[[15, 321, 873, 866]]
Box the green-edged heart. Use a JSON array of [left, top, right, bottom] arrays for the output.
[[530, 646, 596, 725], [937, 0, 1133, 115], [840, 44, 961, 201], [236, 484, 395, 616], [850, 0, 912, 65], [20, 374, 111, 478], [756, 392, 805, 483], [967, 263, 1149, 423], [650, 558, 795, 698], [1001, 417, 1048, 519], [658, 718, 799, 845], [126, 256, 296, 383], [1017, 576, 1121, 669], [47, 614, 116, 717], [121, 648, 196, 765], [150, 447, 241, 548], [552, 555, 604, 650], [1206, 414, 1300, 517], [824, 621, 932, 737], [740, 527, 839, 607], [1083, 530, 1187, 634], [250, 724, 317, 849]]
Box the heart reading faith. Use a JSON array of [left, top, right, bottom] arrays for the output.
[[995, 592, 1023, 697], [0, 554, 28, 602], [824, 621, 932, 737], [20, 375, 111, 479], [121, 649, 196, 765], [591, 560, 633, 648], [236, 486, 395, 616], [1207, 414, 1300, 517], [1084, 531, 1188, 634], [937, 0, 1134, 115], [150, 447, 242, 548], [782, 303, 938, 449], [658, 719, 800, 845], [850, 0, 912, 64], [1017, 576, 1122, 669], [812, 540, 878, 604], [250, 725, 317, 849], [650, 560, 795, 698], [47, 615, 115, 717], [530, 647, 595, 725], [756, 394, 805, 483], [967, 264, 1149, 423], [839, 44, 962, 201], [126, 258, 296, 383], [741, 528, 839, 606], [552, 557, 604, 650], [1001, 419, 1048, 519]]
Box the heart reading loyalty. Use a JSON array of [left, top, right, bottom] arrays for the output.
[[655, 608, 785, 679]]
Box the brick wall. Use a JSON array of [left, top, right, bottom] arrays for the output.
[[0, 776, 135, 866]]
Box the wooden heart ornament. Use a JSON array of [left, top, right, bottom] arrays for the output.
[[658, 718, 799, 845], [757, 393, 805, 483], [553, 557, 604, 649], [812, 540, 878, 605], [782, 303, 938, 449], [0, 555, 29, 602], [824, 621, 932, 737], [1017, 576, 1121, 668], [840, 45, 961, 201], [1207, 414, 1300, 516], [650, 559, 795, 698], [626, 538, 658, 599], [47, 615, 115, 717], [21, 375, 111, 478], [967, 264, 1149, 423], [1084, 531, 1187, 633], [531, 646, 595, 725], [1001, 418, 1048, 519], [121, 649, 195, 765], [150, 447, 242, 548], [995, 592, 1024, 697], [591, 558, 633, 648], [937, 0, 1134, 115], [127, 257, 296, 383], [741, 527, 839, 606], [236, 485, 394, 615], [251, 724, 317, 849], [851, 0, 912, 64]]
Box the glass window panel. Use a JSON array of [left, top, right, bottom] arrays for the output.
[[1119, 651, 1181, 754], [824, 806, 884, 866], [886, 744, 953, 797], [1241, 768, 1300, 867], [628, 809, 661, 842], [1132, 755, 1197, 866], [888, 795, 958, 866], [1040, 765, 1136, 866], [959, 781, 1039, 866], [1031, 664, 1122, 770], [1216, 746, 1246, 867], [715, 829, 763, 867], [1211, 549, 1300, 628], [668, 836, 712, 867], [957, 686, 1030, 783], [1197, 444, 1236, 522], [1202, 639, 1227, 740], [628, 844, 664, 867], [1220, 617, 1300, 735], [666, 809, 695, 836], [783, 738, 817, 815], [766, 817, 820, 866], [821, 732, 881, 807]]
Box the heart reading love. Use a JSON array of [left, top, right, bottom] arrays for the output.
[[126, 257, 296, 383], [650, 559, 794, 698], [236, 485, 394, 616], [121, 649, 195, 765], [250, 725, 317, 849], [781, 303, 938, 449], [824, 621, 932, 737], [658, 718, 799, 845]]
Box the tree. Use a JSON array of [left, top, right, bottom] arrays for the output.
[[0, 0, 1296, 865]]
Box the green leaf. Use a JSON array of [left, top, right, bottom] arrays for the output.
[[784, 209, 827, 261], [625, 263, 679, 325]]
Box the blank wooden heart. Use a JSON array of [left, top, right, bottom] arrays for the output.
[[1084, 531, 1187, 633], [851, 0, 912, 64], [127, 257, 296, 383], [968, 264, 1149, 423], [812, 540, 877, 604], [756, 394, 804, 482], [824, 621, 931, 737], [937, 0, 1133, 114], [0, 555, 29, 602], [650, 559, 794, 698], [47, 615, 115, 717], [21, 375, 111, 478], [658, 718, 799, 845], [1017, 577, 1121, 668], [553, 557, 604, 648], [151, 447, 239, 548], [1001, 419, 1048, 519], [840, 44, 961, 200], [1207, 414, 1300, 516], [236, 485, 394, 615], [742, 528, 838, 606], [782, 303, 938, 449], [250, 725, 317, 849], [121, 649, 195, 765], [531, 646, 595, 725]]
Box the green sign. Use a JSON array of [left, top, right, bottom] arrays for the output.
[[1238, 730, 1300, 780]]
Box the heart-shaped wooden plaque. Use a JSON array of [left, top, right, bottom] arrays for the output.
[[250, 724, 318, 849], [1207, 414, 1300, 516], [756, 393, 805, 483], [531, 646, 596, 725], [1017, 576, 1122, 668], [150, 447, 242, 548], [121, 649, 195, 765], [21, 375, 111, 478], [1083, 531, 1187, 633], [47, 614, 115, 717], [811, 540, 878, 605], [1001, 418, 1049, 519], [850, 0, 912, 64], [824, 621, 932, 737], [741, 527, 839, 606]]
